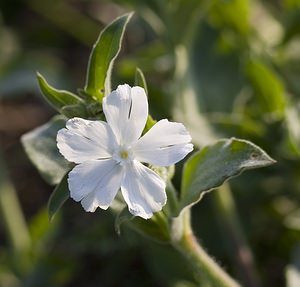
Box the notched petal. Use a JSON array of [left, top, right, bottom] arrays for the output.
[[68, 159, 124, 211], [103, 84, 148, 144], [57, 117, 116, 163], [121, 161, 166, 219], [134, 119, 193, 166]]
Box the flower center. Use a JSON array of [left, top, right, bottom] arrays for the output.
[[120, 150, 129, 159], [112, 145, 134, 166]]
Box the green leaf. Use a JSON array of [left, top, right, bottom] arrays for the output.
[[130, 212, 170, 243], [246, 60, 286, 117], [135, 67, 148, 95], [175, 138, 275, 216], [210, 0, 249, 35], [29, 207, 61, 243], [37, 72, 83, 114], [21, 116, 70, 185], [61, 103, 88, 118], [279, 105, 300, 157], [77, 88, 92, 99], [84, 12, 133, 102], [134, 67, 156, 134], [114, 207, 134, 235], [86, 101, 104, 119], [115, 207, 170, 242], [48, 173, 70, 221]]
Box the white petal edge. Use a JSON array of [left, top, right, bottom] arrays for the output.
[[135, 143, 194, 167], [68, 159, 124, 211], [103, 84, 148, 144], [57, 118, 117, 164], [133, 119, 193, 166], [121, 160, 166, 219], [125, 86, 148, 143]]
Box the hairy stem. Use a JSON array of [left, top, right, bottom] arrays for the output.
[[171, 210, 241, 287], [213, 183, 261, 287]]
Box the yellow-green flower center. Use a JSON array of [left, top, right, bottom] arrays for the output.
[[120, 150, 129, 159]]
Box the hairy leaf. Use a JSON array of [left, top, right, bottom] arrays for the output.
[[85, 12, 133, 101], [175, 138, 275, 216], [135, 67, 148, 95], [37, 72, 83, 114], [21, 116, 70, 185]]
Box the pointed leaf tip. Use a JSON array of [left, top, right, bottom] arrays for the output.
[[175, 138, 275, 217], [36, 73, 83, 115], [84, 12, 133, 102]]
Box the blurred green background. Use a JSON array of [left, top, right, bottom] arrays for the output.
[[1, 0, 300, 286]]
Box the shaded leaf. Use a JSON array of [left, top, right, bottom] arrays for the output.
[[21, 116, 70, 185], [115, 207, 134, 235], [48, 173, 70, 221], [115, 207, 170, 242], [130, 212, 170, 243], [85, 12, 133, 102], [61, 103, 88, 118], [175, 138, 275, 216]]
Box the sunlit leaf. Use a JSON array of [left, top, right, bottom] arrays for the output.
[[175, 138, 275, 216], [135, 67, 148, 95], [133, 67, 156, 134], [210, 0, 249, 35], [85, 12, 133, 102], [37, 72, 83, 114], [21, 116, 70, 185]]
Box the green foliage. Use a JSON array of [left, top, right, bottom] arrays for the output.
[[21, 116, 70, 185], [134, 67, 157, 134], [48, 173, 70, 221], [115, 207, 170, 242], [176, 138, 275, 216], [135, 67, 148, 95], [210, 0, 249, 35], [84, 12, 133, 102], [246, 60, 286, 117], [37, 72, 84, 116], [4, 0, 299, 286]]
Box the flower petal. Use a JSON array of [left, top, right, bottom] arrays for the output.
[[68, 159, 124, 211], [57, 117, 117, 163], [133, 119, 193, 166], [103, 84, 148, 144], [121, 160, 166, 219]]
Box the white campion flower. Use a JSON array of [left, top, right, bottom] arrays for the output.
[[57, 84, 193, 219]]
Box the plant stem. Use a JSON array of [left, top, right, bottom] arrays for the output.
[[213, 183, 261, 287], [172, 210, 241, 287], [0, 151, 31, 253]]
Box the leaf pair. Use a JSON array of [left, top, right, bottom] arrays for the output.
[[37, 12, 133, 118]]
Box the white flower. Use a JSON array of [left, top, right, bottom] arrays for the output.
[[57, 84, 193, 219]]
